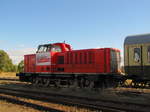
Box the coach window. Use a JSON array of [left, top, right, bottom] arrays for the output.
[[134, 48, 141, 63], [147, 46, 150, 63]]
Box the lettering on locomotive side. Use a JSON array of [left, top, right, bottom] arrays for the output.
[[36, 52, 51, 65]]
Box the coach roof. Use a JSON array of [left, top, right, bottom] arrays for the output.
[[124, 33, 150, 45]]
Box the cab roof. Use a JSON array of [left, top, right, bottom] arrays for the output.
[[124, 33, 150, 45]]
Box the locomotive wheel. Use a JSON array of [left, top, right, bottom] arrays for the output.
[[37, 77, 43, 86], [89, 81, 95, 88], [32, 78, 36, 86], [67, 80, 73, 87], [32, 77, 41, 86], [71, 79, 78, 88], [43, 78, 50, 87], [54, 80, 60, 88], [79, 78, 85, 88], [84, 79, 90, 87], [79, 78, 91, 88]]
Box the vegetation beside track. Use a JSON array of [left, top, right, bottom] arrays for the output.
[[0, 50, 24, 73], [0, 72, 17, 78]]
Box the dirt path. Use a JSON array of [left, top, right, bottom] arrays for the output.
[[0, 100, 40, 112]]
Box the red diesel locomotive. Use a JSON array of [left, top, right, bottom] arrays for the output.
[[17, 43, 122, 88]]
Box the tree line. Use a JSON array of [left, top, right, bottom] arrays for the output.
[[0, 50, 24, 72]]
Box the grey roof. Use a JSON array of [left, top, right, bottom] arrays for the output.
[[124, 33, 150, 45]]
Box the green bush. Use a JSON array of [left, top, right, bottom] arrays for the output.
[[0, 50, 17, 72], [18, 60, 24, 72]]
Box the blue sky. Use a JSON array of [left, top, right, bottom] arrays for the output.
[[0, 0, 150, 63]]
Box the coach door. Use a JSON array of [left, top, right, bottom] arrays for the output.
[[128, 45, 143, 76], [142, 44, 150, 79]]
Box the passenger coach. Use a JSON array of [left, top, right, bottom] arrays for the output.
[[124, 34, 150, 83]]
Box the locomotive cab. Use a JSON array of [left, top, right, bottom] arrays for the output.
[[35, 43, 72, 72]]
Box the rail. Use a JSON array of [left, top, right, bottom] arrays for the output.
[[0, 87, 149, 112]]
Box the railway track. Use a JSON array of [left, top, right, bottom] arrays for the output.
[[0, 95, 63, 112], [0, 78, 19, 81], [0, 87, 149, 112]]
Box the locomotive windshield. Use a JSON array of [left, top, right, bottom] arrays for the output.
[[37, 44, 52, 53], [37, 44, 62, 53]]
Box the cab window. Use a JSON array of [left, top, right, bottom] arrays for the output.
[[37, 46, 45, 53], [134, 48, 141, 63], [37, 45, 50, 53], [147, 46, 150, 63], [51, 45, 62, 52]]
